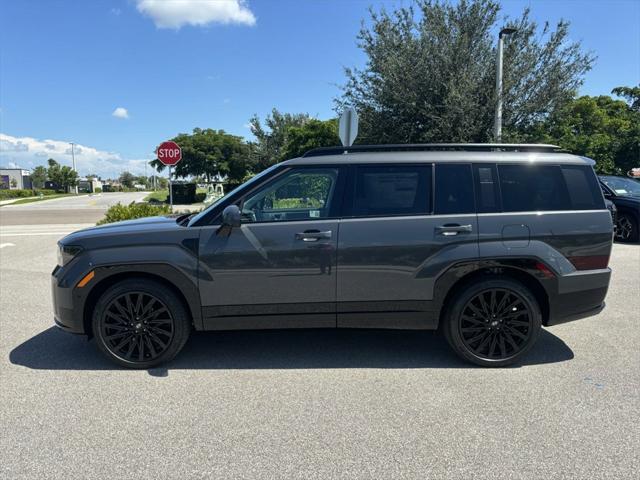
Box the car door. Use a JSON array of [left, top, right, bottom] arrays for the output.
[[337, 163, 479, 328], [198, 165, 346, 329]]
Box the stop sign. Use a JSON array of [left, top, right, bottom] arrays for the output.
[[156, 141, 182, 166]]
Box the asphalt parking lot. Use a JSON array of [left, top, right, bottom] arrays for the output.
[[0, 212, 638, 478]]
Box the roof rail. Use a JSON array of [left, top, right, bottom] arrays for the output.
[[302, 143, 566, 157]]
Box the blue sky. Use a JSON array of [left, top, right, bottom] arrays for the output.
[[1, 0, 639, 178]]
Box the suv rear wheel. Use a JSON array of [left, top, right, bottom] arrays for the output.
[[443, 278, 542, 367], [92, 279, 191, 368]]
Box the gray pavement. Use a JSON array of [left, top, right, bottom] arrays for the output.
[[0, 192, 148, 225], [0, 214, 638, 478]]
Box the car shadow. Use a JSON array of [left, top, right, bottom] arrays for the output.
[[9, 327, 574, 372]]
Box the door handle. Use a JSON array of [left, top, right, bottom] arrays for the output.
[[435, 224, 473, 236], [295, 230, 332, 242]]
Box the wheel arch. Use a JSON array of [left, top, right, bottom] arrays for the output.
[[433, 260, 552, 328], [81, 264, 202, 337]]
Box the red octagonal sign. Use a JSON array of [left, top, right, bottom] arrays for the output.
[[156, 141, 182, 166]]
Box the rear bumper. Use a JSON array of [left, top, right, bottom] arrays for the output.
[[546, 268, 611, 326]]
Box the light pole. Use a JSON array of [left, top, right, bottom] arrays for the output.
[[69, 142, 78, 194], [494, 27, 517, 142]]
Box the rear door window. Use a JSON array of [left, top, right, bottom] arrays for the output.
[[498, 164, 569, 212], [435, 164, 475, 214], [350, 165, 431, 217]]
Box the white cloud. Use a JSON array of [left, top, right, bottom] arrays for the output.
[[136, 0, 256, 29], [0, 133, 151, 179], [112, 107, 129, 119]]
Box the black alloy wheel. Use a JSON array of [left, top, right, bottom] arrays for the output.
[[459, 288, 532, 360], [443, 278, 542, 367], [101, 292, 174, 363], [615, 213, 639, 242], [93, 279, 191, 368]]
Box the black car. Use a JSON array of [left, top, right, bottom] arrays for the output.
[[599, 175, 640, 242]]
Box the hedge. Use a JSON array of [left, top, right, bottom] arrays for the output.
[[96, 202, 171, 225], [0, 189, 60, 200]]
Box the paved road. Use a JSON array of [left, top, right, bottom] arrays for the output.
[[0, 192, 147, 225], [0, 214, 638, 479]]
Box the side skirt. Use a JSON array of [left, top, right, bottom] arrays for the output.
[[201, 301, 438, 331]]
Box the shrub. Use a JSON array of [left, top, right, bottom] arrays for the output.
[[0, 189, 59, 200], [96, 202, 171, 225], [93, 187, 102, 193]]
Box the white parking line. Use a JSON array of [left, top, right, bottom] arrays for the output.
[[0, 242, 16, 248]]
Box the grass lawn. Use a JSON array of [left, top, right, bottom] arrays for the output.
[[144, 190, 170, 202], [1, 193, 82, 206]]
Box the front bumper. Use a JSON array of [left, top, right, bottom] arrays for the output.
[[546, 268, 611, 326], [51, 265, 85, 334]]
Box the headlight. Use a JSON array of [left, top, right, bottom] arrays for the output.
[[57, 244, 82, 266]]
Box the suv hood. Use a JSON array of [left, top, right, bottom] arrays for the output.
[[60, 215, 183, 246]]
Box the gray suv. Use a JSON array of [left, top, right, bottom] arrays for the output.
[[52, 144, 613, 368]]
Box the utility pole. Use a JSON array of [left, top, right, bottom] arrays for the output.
[[69, 142, 78, 194], [494, 27, 517, 142]]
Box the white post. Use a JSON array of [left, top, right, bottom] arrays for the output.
[[493, 34, 504, 142], [493, 28, 517, 142], [70, 142, 78, 194]]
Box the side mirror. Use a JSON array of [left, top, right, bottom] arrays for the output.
[[221, 204, 241, 228]]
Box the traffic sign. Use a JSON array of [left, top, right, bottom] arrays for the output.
[[157, 141, 182, 166], [339, 107, 358, 147]]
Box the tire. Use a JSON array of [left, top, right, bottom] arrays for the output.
[[443, 277, 542, 367], [615, 212, 639, 243], [92, 279, 191, 369]]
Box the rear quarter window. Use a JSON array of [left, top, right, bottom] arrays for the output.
[[561, 165, 605, 209], [498, 164, 569, 212]]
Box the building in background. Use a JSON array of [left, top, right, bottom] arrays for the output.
[[78, 177, 103, 193], [0, 168, 32, 189]]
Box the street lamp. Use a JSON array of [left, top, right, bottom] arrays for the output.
[[493, 27, 517, 142]]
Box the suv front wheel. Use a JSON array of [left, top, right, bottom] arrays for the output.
[[443, 278, 542, 367], [92, 279, 191, 369]]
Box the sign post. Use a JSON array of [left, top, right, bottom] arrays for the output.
[[156, 141, 182, 212], [339, 107, 359, 148]]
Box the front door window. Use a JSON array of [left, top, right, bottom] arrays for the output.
[[241, 168, 338, 223]]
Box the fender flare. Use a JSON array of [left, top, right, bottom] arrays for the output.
[[80, 262, 203, 333]]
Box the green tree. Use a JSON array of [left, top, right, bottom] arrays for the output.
[[30, 166, 48, 189], [337, 0, 594, 144], [612, 85, 640, 112], [281, 119, 341, 159], [59, 166, 79, 191], [524, 89, 640, 174], [156, 177, 169, 189], [249, 109, 311, 167], [47, 159, 64, 190], [119, 171, 136, 189], [150, 128, 254, 184]]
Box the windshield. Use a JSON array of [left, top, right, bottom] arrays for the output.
[[187, 164, 281, 226], [600, 176, 640, 197]]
